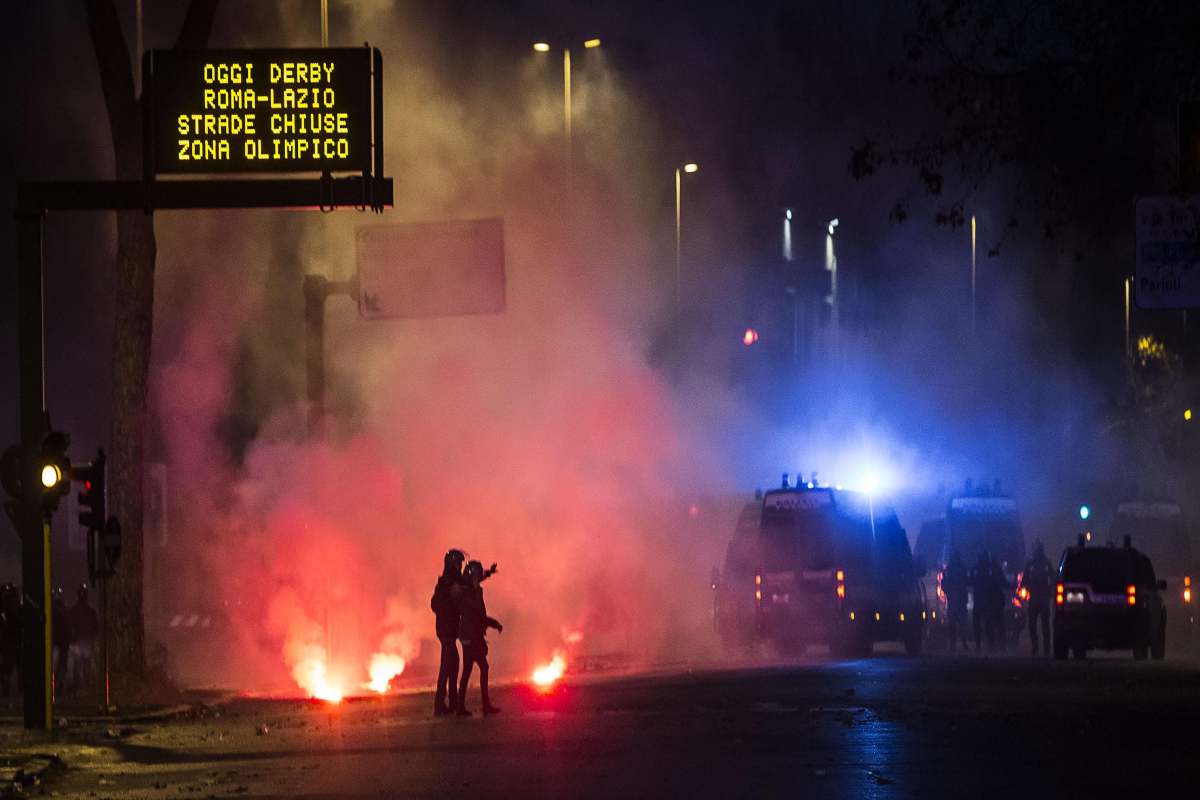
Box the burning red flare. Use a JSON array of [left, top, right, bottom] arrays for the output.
[[531, 649, 567, 690], [366, 653, 407, 694], [295, 657, 344, 704]]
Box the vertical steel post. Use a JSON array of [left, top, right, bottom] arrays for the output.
[[304, 275, 327, 442], [563, 49, 572, 183], [16, 209, 51, 730], [970, 214, 977, 342], [674, 168, 682, 316]]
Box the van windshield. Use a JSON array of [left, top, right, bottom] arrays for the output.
[[759, 490, 876, 573], [946, 497, 1023, 570]]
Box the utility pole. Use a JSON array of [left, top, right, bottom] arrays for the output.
[[15, 209, 53, 731], [304, 275, 357, 442], [970, 214, 977, 342]]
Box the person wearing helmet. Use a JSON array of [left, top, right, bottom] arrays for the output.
[[431, 549, 466, 716], [942, 551, 970, 652], [970, 552, 997, 651], [456, 560, 502, 716], [1022, 540, 1054, 656]]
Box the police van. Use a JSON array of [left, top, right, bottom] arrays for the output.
[[714, 477, 927, 657], [915, 488, 1026, 646]]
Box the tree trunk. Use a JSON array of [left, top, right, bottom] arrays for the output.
[[85, 0, 218, 687]]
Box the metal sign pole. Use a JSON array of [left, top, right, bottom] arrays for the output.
[[15, 209, 51, 731]]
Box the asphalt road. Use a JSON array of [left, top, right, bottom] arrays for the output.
[[34, 653, 1200, 799]]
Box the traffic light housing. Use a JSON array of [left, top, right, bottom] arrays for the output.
[[73, 449, 106, 532]]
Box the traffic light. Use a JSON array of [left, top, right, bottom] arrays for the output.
[[38, 430, 71, 513], [73, 449, 106, 532]]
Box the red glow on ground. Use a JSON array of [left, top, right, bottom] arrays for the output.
[[531, 649, 567, 691]]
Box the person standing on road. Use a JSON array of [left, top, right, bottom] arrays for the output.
[[970, 552, 997, 651], [456, 560, 503, 716], [1022, 541, 1054, 656], [0, 584, 20, 696], [431, 549, 467, 716], [989, 554, 1011, 651], [68, 585, 99, 688], [942, 551, 970, 652], [51, 587, 72, 694]]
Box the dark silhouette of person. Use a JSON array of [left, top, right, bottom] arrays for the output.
[[1022, 541, 1054, 656], [941, 551, 970, 652], [51, 587, 71, 694], [970, 552, 997, 651], [431, 549, 466, 716], [0, 584, 21, 696], [456, 560, 502, 716], [68, 585, 99, 687], [990, 554, 1011, 651]]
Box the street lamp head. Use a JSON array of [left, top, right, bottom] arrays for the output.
[[785, 208, 793, 220], [583, 37, 602, 49], [683, 162, 699, 173], [827, 217, 839, 236], [533, 42, 551, 52]]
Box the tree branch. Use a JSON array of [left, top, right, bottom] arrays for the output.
[[84, 0, 138, 178], [175, 0, 219, 51]]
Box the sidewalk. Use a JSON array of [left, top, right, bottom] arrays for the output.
[[0, 690, 236, 798]]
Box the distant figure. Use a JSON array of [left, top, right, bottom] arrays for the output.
[[970, 552, 998, 651], [941, 551, 970, 652], [51, 587, 71, 694], [431, 549, 466, 716], [1022, 541, 1054, 656], [68, 585, 99, 688], [456, 560, 502, 716], [0, 584, 20, 696], [990, 554, 1011, 651]]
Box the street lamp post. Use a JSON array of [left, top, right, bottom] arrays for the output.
[[675, 162, 699, 315], [826, 218, 839, 355], [964, 214, 974, 340], [533, 38, 601, 180]]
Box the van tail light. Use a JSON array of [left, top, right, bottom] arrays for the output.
[[755, 572, 762, 603], [1056, 583, 1064, 605], [1185, 577, 1193, 605], [835, 568, 846, 601], [1127, 584, 1137, 606]]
